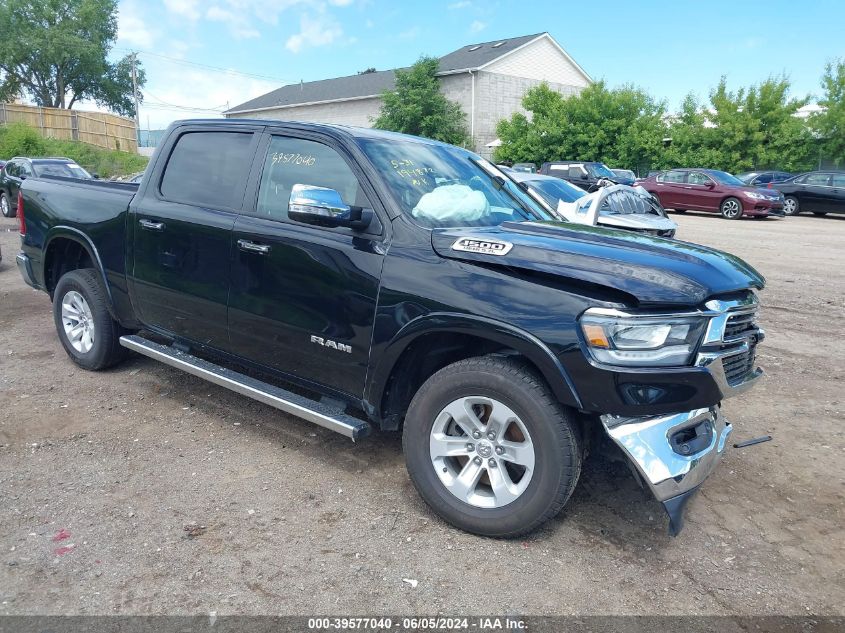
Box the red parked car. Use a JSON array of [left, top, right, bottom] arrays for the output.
[[640, 168, 785, 220]]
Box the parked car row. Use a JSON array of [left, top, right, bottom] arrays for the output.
[[0, 157, 93, 218]]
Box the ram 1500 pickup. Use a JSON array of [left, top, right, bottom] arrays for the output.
[[15, 120, 766, 537]]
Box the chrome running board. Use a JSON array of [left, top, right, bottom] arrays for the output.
[[119, 335, 371, 441]]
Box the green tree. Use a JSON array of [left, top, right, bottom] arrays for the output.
[[495, 81, 668, 172], [691, 76, 813, 172], [0, 0, 145, 117], [373, 57, 470, 146], [812, 58, 845, 167]]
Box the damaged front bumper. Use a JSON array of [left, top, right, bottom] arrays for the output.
[[600, 406, 732, 536]]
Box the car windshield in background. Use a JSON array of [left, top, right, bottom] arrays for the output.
[[736, 172, 758, 182], [588, 163, 616, 179], [358, 139, 552, 228], [708, 170, 746, 186], [526, 177, 585, 208], [34, 162, 92, 179]]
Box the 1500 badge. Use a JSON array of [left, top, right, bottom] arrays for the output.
[[310, 335, 352, 353], [451, 237, 513, 256]]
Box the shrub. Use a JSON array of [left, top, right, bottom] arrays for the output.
[[0, 123, 148, 178], [0, 122, 48, 158]]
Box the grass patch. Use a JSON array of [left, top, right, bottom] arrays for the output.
[[0, 122, 148, 178]]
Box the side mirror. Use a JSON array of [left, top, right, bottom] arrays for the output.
[[704, 180, 715, 188], [288, 184, 370, 230], [91, 173, 100, 180]]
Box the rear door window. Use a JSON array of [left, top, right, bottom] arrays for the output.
[[160, 131, 255, 209], [804, 173, 831, 186], [659, 170, 686, 183]]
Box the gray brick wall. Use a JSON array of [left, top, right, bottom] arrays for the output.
[[227, 73, 581, 159], [473, 72, 581, 158]]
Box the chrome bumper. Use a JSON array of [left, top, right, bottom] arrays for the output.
[[16, 252, 38, 289], [601, 406, 731, 535]]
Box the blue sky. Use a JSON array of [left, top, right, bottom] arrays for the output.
[[111, 0, 845, 128]]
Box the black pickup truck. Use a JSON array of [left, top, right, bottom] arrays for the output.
[[15, 120, 765, 537]]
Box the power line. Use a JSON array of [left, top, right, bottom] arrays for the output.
[[114, 47, 291, 84]]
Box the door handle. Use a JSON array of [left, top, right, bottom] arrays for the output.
[[237, 239, 271, 254], [139, 219, 165, 231]]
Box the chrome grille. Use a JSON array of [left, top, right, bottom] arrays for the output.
[[722, 344, 758, 386], [724, 312, 757, 339]]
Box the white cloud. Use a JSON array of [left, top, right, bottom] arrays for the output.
[[399, 26, 419, 40], [329, 0, 354, 5], [285, 14, 343, 53], [117, 3, 156, 48], [163, 0, 201, 21], [469, 20, 486, 33], [448, 0, 471, 8], [136, 66, 281, 128]]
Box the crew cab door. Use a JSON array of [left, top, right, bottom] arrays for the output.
[[128, 126, 261, 347], [228, 132, 386, 398]]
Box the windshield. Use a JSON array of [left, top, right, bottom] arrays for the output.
[[587, 163, 615, 179], [708, 170, 746, 186], [358, 138, 553, 228], [735, 172, 757, 183], [34, 162, 92, 179], [525, 177, 585, 208]]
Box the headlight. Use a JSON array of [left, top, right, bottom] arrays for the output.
[[743, 191, 766, 200], [580, 309, 708, 367]]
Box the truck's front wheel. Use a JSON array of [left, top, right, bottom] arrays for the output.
[[403, 356, 582, 537], [53, 269, 127, 370]]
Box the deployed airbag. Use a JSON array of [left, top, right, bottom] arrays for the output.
[[412, 184, 490, 222]]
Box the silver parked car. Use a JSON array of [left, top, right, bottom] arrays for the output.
[[509, 171, 678, 237]]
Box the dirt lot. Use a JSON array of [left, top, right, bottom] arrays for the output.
[[0, 211, 843, 616]]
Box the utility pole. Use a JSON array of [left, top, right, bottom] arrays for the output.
[[130, 52, 140, 146]]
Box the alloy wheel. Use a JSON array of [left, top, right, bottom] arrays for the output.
[[783, 198, 798, 215], [722, 199, 741, 219], [61, 290, 96, 354], [429, 396, 535, 508]]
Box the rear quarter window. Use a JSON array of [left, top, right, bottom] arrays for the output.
[[160, 131, 255, 209]]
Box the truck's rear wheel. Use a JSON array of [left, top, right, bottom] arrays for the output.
[[403, 356, 582, 537], [53, 269, 127, 370]]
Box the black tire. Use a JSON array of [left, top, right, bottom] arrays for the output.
[[812, 212, 828, 216], [783, 195, 800, 216], [0, 191, 14, 218], [52, 268, 127, 370], [403, 355, 582, 538], [720, 197, 743, 220]]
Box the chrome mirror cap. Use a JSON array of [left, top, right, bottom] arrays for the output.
[[289, 184, 351, 218]]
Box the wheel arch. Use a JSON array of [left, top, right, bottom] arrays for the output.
[[43, 227, 117, 317], [366, 313, 582, 430]]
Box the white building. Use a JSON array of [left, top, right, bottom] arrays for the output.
[[225, 32, 591, 158]]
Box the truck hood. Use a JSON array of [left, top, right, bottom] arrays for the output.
[[431, 221, 764, 306]]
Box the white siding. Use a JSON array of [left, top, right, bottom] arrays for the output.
[[483, 35, 590, 88], [227, 97, 383, 128]]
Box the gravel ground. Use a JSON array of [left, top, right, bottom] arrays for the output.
[[0, 211, 843, 616]]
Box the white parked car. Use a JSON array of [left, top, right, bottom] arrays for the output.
[[510, 171, 678, 238]]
